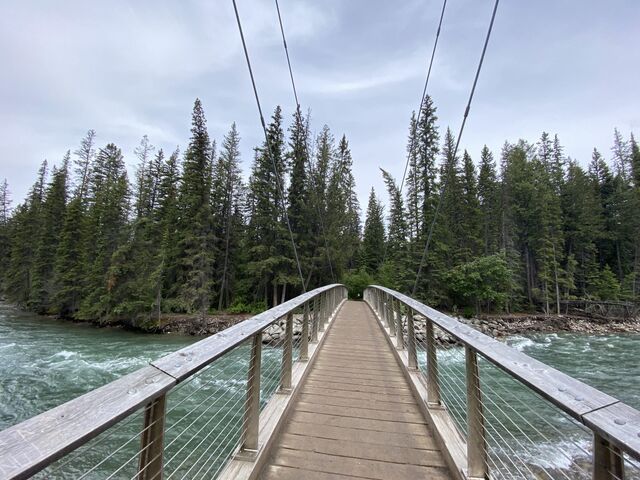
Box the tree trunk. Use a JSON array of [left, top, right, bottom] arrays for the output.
[[281, 283, 287, 304], [272, 283, 278, 308], [552, 243, 561, 314]]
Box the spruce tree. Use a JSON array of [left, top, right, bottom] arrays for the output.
[[212, 123, 245, 309], [176, 99, 215, 316], [477, 145, 500, 254], [30, 154, 70, 313], [361, 188, 385, 274]]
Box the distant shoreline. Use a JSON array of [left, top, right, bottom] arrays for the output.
[[2, 300, 638, 339]]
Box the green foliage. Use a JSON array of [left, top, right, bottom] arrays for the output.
[[2, 94, 639, 326], [342, 269, 373, 300], [444, 254, 513, 313], [228, 299, 266, 314]]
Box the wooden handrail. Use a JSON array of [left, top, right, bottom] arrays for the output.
[[366, 285, 640, 464], [0, 284, 345, 480]]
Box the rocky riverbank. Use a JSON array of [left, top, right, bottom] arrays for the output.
[[414, 312, 640, 346]]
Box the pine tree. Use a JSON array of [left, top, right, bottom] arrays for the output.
[[361, 188, 385, 274], [245, 106, 292, 306], [176, 99, 215, 316], [5, 161, 48, 305], [380, 169, 408, 290], [477, 145, 500, 254], [79, 143, 130, 321], [562, 160, 604, 297], [0, 179, 12, 293], [212, 123, 245, 309], [30, 154, 70, 313], [74, 130, 96, 201], [460, 150, 482, 260]]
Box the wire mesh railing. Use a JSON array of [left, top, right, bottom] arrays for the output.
[[0, 284, 347, 480], [365, 285, 640, 480]]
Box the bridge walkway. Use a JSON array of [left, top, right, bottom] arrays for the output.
[[260, 300, 452, 480]]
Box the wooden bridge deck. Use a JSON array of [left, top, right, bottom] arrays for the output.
[[260, 300, 452, 480]]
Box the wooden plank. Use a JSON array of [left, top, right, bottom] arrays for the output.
[[297, 393, 422, 414], [279, 433, 447, 467], [307, 372, 409, 387], [262, 465, 362, 480], [311, 366, 405, 381], [301, 386, 417, 404], [583, 401, 640, 461], [0, 366, 174, 480], [286, 421, 438, 450], [294, 401, 427, 424], [371, 285, 619, 420], [290, 411, 430, 436], [271, 448, 451, 480], [303, 379, 412, 395]]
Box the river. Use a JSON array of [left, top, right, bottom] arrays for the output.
[[1, 302, 638, 478]]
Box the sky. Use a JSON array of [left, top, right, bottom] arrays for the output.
[[1, 0, 638, 211]]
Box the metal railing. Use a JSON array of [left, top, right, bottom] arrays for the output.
[[0, 284, 347, 480], [364, 285, 640, 480]]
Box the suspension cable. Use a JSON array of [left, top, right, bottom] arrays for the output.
[[274, 0, 336, 283], [399, 0, 448, 194], [232, 0, 306, 292], [382, 0, 447, 268], [413, 0, 500, 295]]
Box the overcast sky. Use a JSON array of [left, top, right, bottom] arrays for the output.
[[1, 0, 638, 211]]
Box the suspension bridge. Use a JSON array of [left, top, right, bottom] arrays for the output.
[[0, 284, 639, 479], [1, 0, 638, 477]]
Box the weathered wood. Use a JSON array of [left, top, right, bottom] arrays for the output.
[[583, 401, 640, 462], [370, 285, 619, 421], [0, 366, 174, 480], [152, 284, 342, 381], [465, 347, 487, 479], [319, 292, 326, 333], [137, 394, 166, 480], [311, 296, 319, 343], [260, 301, 452, 480], [240, 333, 262, 454], [279, 312, 293, 392], [426, 319, 441, 407], [592, 432, 625, 480], [299, 302, 310, 361], [395, 299, 404, 349], [406, 309, 418, 370]]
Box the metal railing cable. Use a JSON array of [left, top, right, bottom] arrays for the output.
[[1, 284, 345, 480], [365, 285, 640, 479], [399, 0, 448, 193], [413, 0, 500, 295], [273, 0, 336, 284], [231, 0, 306, 292], [394, 305, 591, 480]]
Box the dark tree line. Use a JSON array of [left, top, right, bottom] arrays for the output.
[[360, 95, 640, 314], [0, 99, 361, 326], [2, 96, 638, 324]]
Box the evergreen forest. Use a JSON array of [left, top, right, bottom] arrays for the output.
[[0, 97, 638, 327]]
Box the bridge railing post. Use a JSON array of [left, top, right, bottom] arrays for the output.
[[279, 312, 293, 393], [426, 319, 441, 407], [406, 309, 418, 370], [592, 432, 625, 480], [311, 296, 319, 343], [319, 292, 326, 332], [299, 302, 310, 361], [386, 294, 396, 337], [395, 299, 404, 349], [137, 394, 166, 480], [465, 346, 488, 479], [240, 332, 262, 455]]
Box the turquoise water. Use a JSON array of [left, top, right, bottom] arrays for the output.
[[1, 302, 638, 478]]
